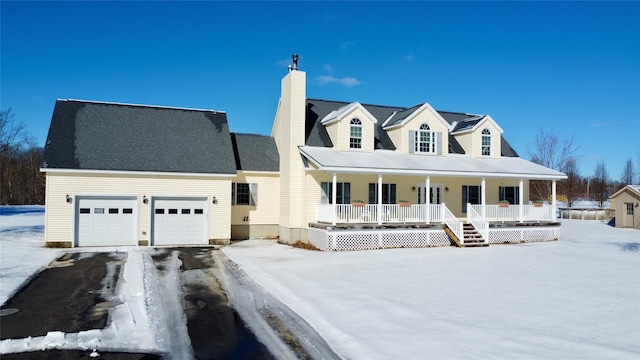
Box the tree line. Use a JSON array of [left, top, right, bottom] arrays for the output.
[[1, 109, 45, 205], [527, 130, 639, 208]]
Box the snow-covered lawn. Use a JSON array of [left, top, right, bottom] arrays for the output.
[[223, 221, 640, 359], [0, 206, 61, 304], [1, 206, 638, 359]]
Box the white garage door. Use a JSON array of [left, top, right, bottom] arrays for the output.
[[77, 197, 137, 246], [152, 198, 208, 245]]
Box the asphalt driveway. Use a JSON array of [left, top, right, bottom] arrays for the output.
[[0, 248, 272, 359]]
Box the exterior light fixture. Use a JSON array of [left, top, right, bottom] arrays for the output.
[[445, 187, 449, 192], [212, 196, 218, 204], [66, 194, 72, 203], [412, 186, 416, 191], [142, 196, 148, 204]]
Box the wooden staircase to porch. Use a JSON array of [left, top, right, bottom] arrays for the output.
[[445, 223, 489, 248]]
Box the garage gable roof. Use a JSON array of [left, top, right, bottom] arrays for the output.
[[42, 99, 237, 175]]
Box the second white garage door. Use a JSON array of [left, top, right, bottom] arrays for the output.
[[152, 198, 208, 245]]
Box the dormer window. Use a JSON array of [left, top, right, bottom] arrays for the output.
[[481, 129, 491, 156], [415, 123, 435, 153], [350, 118, 362, 149]]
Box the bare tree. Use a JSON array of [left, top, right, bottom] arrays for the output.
[[592, 160, 609, 207], [620, 158, 635, 186], [526, 130, 580, 200], [0, 108, 45, 204], [560, 158, 581, 207]]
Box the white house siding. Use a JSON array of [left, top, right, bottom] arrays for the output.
[[453, 132, 473, 157], [473, 121, 502, 158], [403, 107, 450, 155], [43, 171, 232, 247], [231, 171, 280, 239], [328, 107, 376, 153], [274, 70, 308, 243]]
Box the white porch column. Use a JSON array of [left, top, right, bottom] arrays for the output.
[[332, 173, 337, 225], [552, 180, 557, 220], [425, 176, 431, 223], [378, 174, 383, 225], [481, 177, 486, 218], [519, 178, 524, 223]]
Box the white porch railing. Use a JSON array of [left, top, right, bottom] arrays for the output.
[[471, 204, 555, 222], [467, 203, 489, 240], [316, 204, 442, 225], [441, 203, 463, 243]]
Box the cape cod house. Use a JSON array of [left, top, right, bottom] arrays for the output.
[[41, 55, 566, 250]]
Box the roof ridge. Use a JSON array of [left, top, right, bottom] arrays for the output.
[[59, 98, 226, 114], [307, 98, 406, 110]]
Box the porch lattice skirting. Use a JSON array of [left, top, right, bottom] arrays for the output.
[[308, 226, 560, 251], [488, 226, 560, 244]]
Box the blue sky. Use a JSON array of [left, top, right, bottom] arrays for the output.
[[2, 1, 638, 180]]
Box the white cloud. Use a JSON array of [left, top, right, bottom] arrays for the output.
[[275, 58, 291, 67], [402, 53, 415, 62], [340, 40, 356, 50], [323, 64, 334, 72], [315, 75, 361, 87]]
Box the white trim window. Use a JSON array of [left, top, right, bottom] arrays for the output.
[[409, 124, 442, 155], [416, 124, 436, 153], [349, 118, 362, 149], [481, 128, 491, 156], [232, 182, 257, 206]]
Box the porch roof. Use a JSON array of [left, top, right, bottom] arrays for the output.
[[299, 146, 567, 180]]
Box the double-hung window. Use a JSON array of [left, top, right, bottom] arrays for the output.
[[368, 183, 397, 204], [499, 186, 520, 205], [481, 129, 491, 156], [321, 182, 351, 204], [232, 183, 257, 206], [415, 124, 435, 153], [462, 185, 481, 213], [409, 124, 441, 155], [350, 118, 362, 149]]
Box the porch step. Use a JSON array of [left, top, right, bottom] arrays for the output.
[[445, 223, 488, 248]]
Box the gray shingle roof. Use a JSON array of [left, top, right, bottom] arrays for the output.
[[305, 99, 398, 150], [231, 133, 279, 172], [306, 99, 477, 155], [384, 103, 423, 127], [42, 99, 237, 174]]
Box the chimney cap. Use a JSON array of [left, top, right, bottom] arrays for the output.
[[292, 54, 299, 70]]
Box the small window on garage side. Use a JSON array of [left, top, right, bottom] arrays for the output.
[[80, 208, 90, 214], [155, 208, 165, 214], [232, 183, 258, 206], [194, 209, 204, 214], [181, 209, 190, 214], [168, 209, 178, 214], [95, 208, 105, 214], [109, 208, 119, 214], [123, 208, 133, 214]]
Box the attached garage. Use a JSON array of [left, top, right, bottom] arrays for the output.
[[76, 196, 137, 247], [152, 197, 208, 245]]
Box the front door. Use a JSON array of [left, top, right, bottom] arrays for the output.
[[623, 203, 634, 227], [417, 183, 443, 204]]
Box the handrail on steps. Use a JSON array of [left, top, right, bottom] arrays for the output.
[[441, 203, 463, 244]]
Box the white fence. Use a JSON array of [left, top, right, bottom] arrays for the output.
[[441, 203, 463, 242], [467, 204, 489, 240], [316, 204, 442, 225], [471, 204, 555, 222]]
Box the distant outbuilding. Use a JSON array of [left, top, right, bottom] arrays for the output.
[[609, 185, 640, 229]]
